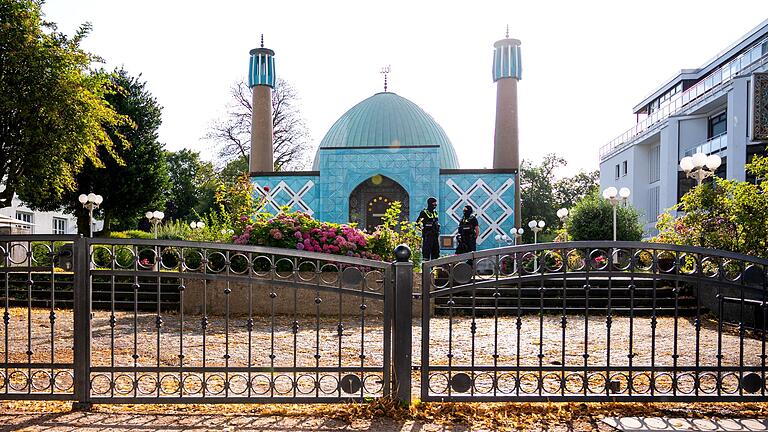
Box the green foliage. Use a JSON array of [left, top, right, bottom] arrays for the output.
[[164, 149, 217, 221], [0, 1, 128, 208], [45, 68, 168, 233], [218, 156, 248, 186], [214, 173, 266, 230], [565, 192, 644, 241], [366, 201, 422, 265], [521, 154, 599, 243], [654, 156, 768, 257]]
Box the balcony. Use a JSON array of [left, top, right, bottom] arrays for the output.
[[599, 39, 768, 161], [683, 133, 727, 157]]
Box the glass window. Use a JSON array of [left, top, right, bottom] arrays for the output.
[[708, 111, 727, 138], [763, 40, 768, 55], [53, 218, 67, 235], [622, 160, 628, 176], [15, 211, 33, 233], [615, 164, 620, 180]]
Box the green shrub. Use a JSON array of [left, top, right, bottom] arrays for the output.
[[565, 192, 644, 241]]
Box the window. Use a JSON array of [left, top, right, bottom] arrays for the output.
[[649, 186, 660, 224], [622, 160, 628, 176], [52, 218, 67, 235], [15, 211, 33, 233], [649, 146, 660, 183], [708, 111, 727, 138], [614, 164, 620, 180]]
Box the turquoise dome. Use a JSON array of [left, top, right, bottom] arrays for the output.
[[312, 92, 459, 170]]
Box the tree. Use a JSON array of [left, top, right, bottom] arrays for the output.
[[654, 156, 768, 258], [0, 1, 127, 208], [164, 149, 217, 221], [520, 154, 599, 243], [565, 192, 644, 241], [217, 155, 248, 186], [50, 68, 168, 234], [206, 78, 311, 171]]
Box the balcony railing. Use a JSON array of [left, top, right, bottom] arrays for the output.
[[599, 39, 768, 161], [683, 132, 727, 157]]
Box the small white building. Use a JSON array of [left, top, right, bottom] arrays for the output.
[[599, 19, 768, 236], [0, 194, 79, 235]]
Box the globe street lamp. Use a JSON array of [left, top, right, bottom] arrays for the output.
[[145, 211, 164, 239], [528, 220, 545, 245], [511, 227, 525, 246], [602, 186, 631, 241], [78, 193, 103, 238], [680, 153, 721, 186], [556, 207, 569, 241], [189, 221, 205, 230]]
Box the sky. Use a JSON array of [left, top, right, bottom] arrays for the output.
[[43, 0, 768, 176]]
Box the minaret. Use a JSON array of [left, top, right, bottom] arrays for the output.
[[248, 35, 275, 173], [492, 26, 522, 227]]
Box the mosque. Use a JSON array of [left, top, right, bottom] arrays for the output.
[[248, 33, 523, 251]]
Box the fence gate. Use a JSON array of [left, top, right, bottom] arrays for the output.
[[0, 235, 395, 404], [84, 238, 393, 403], [420, 241, 768, 402]]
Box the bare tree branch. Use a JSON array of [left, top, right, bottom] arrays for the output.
[[205, 78, 310, 171]]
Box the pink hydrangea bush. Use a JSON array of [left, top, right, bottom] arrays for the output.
[[232, 211, 386, 260]]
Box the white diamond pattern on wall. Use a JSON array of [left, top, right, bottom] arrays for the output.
[[253, 180, 315, 216], [444, 178, 514, 244]]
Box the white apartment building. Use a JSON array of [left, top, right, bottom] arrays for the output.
[[599, 19, 768, 236]]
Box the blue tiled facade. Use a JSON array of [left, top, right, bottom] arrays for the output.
[[251, 164, 516, 252], [440, 173, 516, 250], [317, 147, 440, 222]]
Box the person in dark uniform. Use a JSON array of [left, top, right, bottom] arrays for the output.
[[455, 205, 479, 256], [417, 197, 440, 261]]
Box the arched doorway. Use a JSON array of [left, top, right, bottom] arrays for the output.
[[349, 175, 409, 231]]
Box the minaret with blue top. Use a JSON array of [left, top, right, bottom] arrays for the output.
[[248, 35, 276, 173], [492, 26, 522, 227]]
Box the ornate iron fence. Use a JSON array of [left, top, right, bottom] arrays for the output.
[[0, 235, 397, 404], [1, 236, 767, 405], [420, 241, 768, 402]]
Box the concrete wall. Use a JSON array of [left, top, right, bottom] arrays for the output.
[[182, 272, 428, 318]]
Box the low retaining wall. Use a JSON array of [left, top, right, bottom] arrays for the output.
[[182, 272, 428, 317]]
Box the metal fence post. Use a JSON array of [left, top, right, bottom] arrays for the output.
[[392, 244, 413, 405], [72, 236, 92, 409]]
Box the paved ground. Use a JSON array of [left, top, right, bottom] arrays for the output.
[[603, 417, 768, 431]]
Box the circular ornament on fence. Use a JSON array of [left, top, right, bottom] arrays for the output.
[[340, 374, 362, 394], [450, 372, 472, 393], [452, 262, 473, 285], [341, 267, 364, 287], [742, 372, 763, 394]]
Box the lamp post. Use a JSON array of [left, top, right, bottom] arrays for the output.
[[145, 211, 165, 239], [602, 186, 631, 241], [556, 207, 569, 241], [78, 193, 103, 238], [680, 152, 722, 186], [527, 220, 545, 245], [511, 227, 524, 246]]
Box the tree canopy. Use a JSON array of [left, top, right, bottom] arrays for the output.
[[52, 68, 168, 233], [0, 0, 127, 208], [164, 149, 217, 221], [520, 154, 599, 242]]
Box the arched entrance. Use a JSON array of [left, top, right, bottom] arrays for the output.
[[349, 175, 409, 231]]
